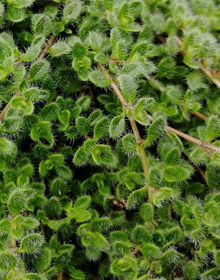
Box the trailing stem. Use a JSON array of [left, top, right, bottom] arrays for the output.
[[146, 114, 220, 153], [157, 34, 220, 92], [57, 271, 63, 280], [98, 63, 149, 180]]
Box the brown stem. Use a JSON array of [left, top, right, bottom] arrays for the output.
[[98, 63, 128, 106], [166, 125, 220, 153], [0, 91, 20, 120], [195, 165, 206, 180], [98, 63, 149, 180], [38, 35, 56, 61], [191, 111, 207, 120], [146, 114, 220, 153], [57, 271, 63, 280], [0, 35, 56, 121]]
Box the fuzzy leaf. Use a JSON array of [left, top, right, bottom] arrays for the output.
[[118, 74, 137, 103], [94, 117, 110, 140], [0, 251, 17, 271], [164, 166, 191, 182], [49, 41, 71, 57], [62, 1, 82, 24], [92, 144, 118, 168], [32, 14, 53, 36], [109, 115, 125, 138], [147, 117, 165, 143], [36, 248, 52, 273], [207, 115, 220, 142], [9, 0, 33, 8], [126, 187, 147, 210], [89, 70, 111, 88], [19, 234, 44, 253], [29, 60, 50, 82]]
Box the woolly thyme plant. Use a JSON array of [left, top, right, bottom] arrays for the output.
[[1, 0, 220, 279]]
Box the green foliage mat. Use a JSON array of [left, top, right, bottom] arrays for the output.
[[0, 0, 220, 279]]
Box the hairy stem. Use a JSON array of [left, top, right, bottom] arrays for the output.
[[38, 35, 56, 60], [0, 35, 56, 121], [146, 114, 220, 153], [98, 63, 149, 180]]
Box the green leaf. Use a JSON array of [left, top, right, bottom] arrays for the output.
[[134, 98, 156, 125], [139, 203, 154, 222], [92, 144, 118, 168], [147, 117, 165, 143], [7, 190, 26, 215], [165, 147, 180, 165], [141, 243, 160, 259], [32, 14, 53, 36], [40, 103, 59, 121], [29, 60, 50, 82], [0, 251, 17, 271], [7, 6, 25, 22], [49, 41, 71, 57], [36, 248, 52, 273], [0, 219, 11, 232], [72, 42, 86, 59], [89, 70, 111, 88], [109, 115, 125, 138], [75, 95, 91, 111], [186, 71, 205, 91], [62, 0, 82, 24], [19, 234, 44, 253], [126, 187, 147, 210], [76, 117, 90, 135], [183, 261, 199, 280], [69, 267, 85, 280], [158, 57, 176, 79], [94, 117, 110, 140], [88, 109, 102, 125], [58, 110, 70, 131], [74, 196, 91, 210], [103, 0, 114, 11], [9, 0, 33, 8], [164, 166, 191, 182], [30, 121, 54, 148], [24, 88, 40, 101], [130, 41, 147, 59], [118, 74, 137, 103], [50, 178, 68, 197], [153, 187, 174, 206], [207, 115, 220, 142], [122, 134, 136, 152], [13, 65, 26, 82], [65, 126, 78, 140], [73, 146, 88, 166]]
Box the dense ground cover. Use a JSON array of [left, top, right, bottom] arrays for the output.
[[1, 0, 220, 279]]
